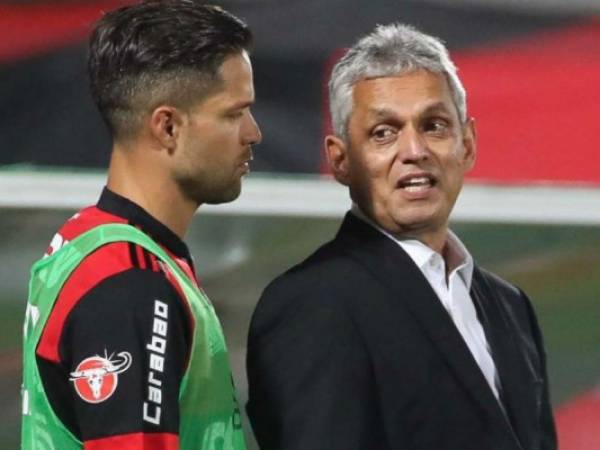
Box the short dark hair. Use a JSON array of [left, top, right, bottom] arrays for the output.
[[88, 0, 252, 140]]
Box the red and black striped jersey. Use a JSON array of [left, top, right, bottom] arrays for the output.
[[36, 188, 196, 450]]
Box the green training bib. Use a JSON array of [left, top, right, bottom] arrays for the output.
[[22, 224, 246, 450]]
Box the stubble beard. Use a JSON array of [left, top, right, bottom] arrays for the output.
[[176, 171, 242, 206]]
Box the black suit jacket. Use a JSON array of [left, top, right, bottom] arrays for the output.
[[247, 213, 556, 450]]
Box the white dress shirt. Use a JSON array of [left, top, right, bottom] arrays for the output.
[[351, 206, 501, 399]]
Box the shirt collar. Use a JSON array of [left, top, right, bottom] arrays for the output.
[[97, 187, 193, 263], [350, 203, 474, 288], [444, 230, 474, 289]]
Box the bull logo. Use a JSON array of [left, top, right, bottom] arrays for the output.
[[70, 351, 132, 404]]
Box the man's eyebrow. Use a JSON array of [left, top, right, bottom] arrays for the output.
[[422, 102, 452, 115], [366, 107, 399, 118], [227, 99, 254, 110], [366, 102, 452, 118]]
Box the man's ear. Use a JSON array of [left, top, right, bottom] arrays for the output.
[[325, 134, 351, 186], [149, 106, 185, 153], [462, 117, 477, 172]]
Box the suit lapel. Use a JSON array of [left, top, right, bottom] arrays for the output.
[[472, 268, 539, 450], [336, 214, 520, 446]]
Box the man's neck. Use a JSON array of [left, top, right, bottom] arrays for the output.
[[106, 147, 197, 239], [351, 203, 448, 254], [350, 205, 473, 286], [409, 230, 447, 255]]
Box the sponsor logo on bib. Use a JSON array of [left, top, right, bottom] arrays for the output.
[[70, 351, 132, 403]]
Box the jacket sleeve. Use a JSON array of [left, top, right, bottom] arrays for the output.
[[246, 273, 386, 450], [52, 268, 191, 450], [520, 289, 558, 450]]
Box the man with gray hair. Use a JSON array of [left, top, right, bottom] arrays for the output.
[[247, 23, 556, 450]]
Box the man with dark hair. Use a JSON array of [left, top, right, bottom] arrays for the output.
[[22, 2, 260, 450], [247, 23, 555, 450]]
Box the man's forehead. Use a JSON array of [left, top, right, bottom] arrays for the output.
[[351, 72, 456, 117], [354, 70, 449, 95], [197, 52, 254, 106], [198, 86, 254, 111]]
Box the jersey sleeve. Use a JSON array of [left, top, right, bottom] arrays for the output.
[[56, 268, 191, 449]]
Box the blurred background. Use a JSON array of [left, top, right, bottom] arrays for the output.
[[1, 0, 599, 448]]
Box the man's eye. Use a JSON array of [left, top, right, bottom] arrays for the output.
[[424, 119, 450, 134], [372, 127, 396, 142], [226, 110, 244, 120]]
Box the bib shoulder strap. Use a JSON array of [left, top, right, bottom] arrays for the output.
[[32, 223, 195, 293]]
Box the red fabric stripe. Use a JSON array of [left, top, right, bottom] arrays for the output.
[[175, 258, 198, 288], [0, 1, 133, 63], [57, 206, 128, 242], [84, 432, 179, 450], [37, 242, 133, 363], [136, 244, 147, 270], [150, 253, 160, 272]]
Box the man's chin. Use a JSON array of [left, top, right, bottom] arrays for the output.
[[203, 183, 242, 205]]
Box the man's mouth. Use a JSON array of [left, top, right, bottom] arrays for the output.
[[397, 175, 436, 193], [241, 152, 253, 173]]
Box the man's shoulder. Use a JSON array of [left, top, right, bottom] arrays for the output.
[[269, 236, 360, 292], [473, 265, 541, 329], [250, 236, 369, 341], [253, 236, 370, 324], [65, 236, 163, 292], [45, 205, 126, 257], [44, 201, 167, 297], [36, 238, 180, 362], [474, 265, 524, 300]]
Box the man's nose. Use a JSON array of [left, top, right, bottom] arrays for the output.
[[400, 125, 428, 162], [242, 112, 262, 146]]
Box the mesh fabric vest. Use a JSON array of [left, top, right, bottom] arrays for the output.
[[22, 224, 246, 450]]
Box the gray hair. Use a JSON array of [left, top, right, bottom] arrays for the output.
[[328, 23, 467, 139]]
